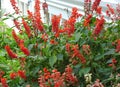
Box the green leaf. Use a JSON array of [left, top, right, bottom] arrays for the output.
[[95, 54, 104, 61], [79, 67, 91, 77], [57, 54, 63, 61], [49, 55, 57, 67], [102, 78, 115, 84], [0, 50, 6, 57], [95, 49, 115, 61], [0, 64, 10, 71], [75, 32, 81, 42], [28, 44, 34, 51], [104, 49, 115, 55]]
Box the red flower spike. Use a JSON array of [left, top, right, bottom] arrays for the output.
[[18, 70, 26, 80], [34, 0, 40, 17], [13, 19, 21, 31], [0, 71, 5, 79], [71, 7, 82, 18], [34, 0, 44, 32], [22, 18, 32, 38], [83, 14, 92, 27], [65, 43, 71, 53], [112, 58, 117, 64], [64, 65, 78, 84], [1, 78, 8, 87], [51, 14, 61, 37], [107, 4, 114, 14], [10, 72, 17, 79], [41, 33, 48, 42], [43, 68, 48, 73], [10, 0, 20, 14], [1, 78, 7, 84], [5, 45, 18, 59], [72, 44, 86, 64], [82, 44, 91, 55], [50, 39, 58, 45], [93, 16, 105, 36], [63, 7, 82, 36], [20, 57, 26, 62], [27, 10, 34, 20], [116, 39, 120, 53], [19, 43, 30, 56], [106, 10, 111, 17], [96, 6, 102, 14], [12, 29, 21, 45], [92, 0, 101, 11], [84, 0, 91, 16]]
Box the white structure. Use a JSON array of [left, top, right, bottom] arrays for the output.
[[1, 0, 29, 27], [40, 0, 120, 21], [1, 0, 28, 15]]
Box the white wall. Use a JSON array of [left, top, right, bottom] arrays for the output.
[[1, 0, 28, 27], [40, 0, 120, 21]]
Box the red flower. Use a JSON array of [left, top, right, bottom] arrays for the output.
[[64, 18, 76, 36], [51, 14, 61, 35], [50, 39, 58, 45], [0, 71, 5, 79], [93, 16, 105, 36], [107, 4, 114, 14], [51, 71, 61, 81], [43, 68, 51, 80], [20, 57, 26, 62], [108, 58, 117, 67], [96, 6, 102, 14], [106, 10, 110, 17], [83, 14, 92, 27], [112, 58, 117, 64], [72, 44, 86, 64], [82, 44, 91, 55], [19, 42, 30, 56], [34, 0, 44, 32], [1, 78, 8, 87], [64, 65, 78, 84], [5, 45, 18, 58], [10, 0, 20, 14], [84, 0, 91, 16], [12, 29, 21, 45], [34, 0, 40, 17], [65, 43, 71, 53], [13, 19, 21, 31], [92, 0, 101, 11], [18, 70, 26, 80], [41, 33, 48, 42], [1, 78, 7, 84], [54, 80, 64, 87], [27, 10, 34, 20], [10, 72, 17, 79], [63, 7, 82, 36], [22, 18, 32, 38], [34, 16, 44, 32], [115, 39, 120, 53], [71, 7, 82, 18]]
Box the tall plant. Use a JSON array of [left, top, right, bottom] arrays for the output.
[[0, 0, 120, 87]]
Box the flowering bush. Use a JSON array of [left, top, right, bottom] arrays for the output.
[[0, 0, 120, 87]]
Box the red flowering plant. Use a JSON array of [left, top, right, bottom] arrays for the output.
[[1, 0, 120, 87]]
